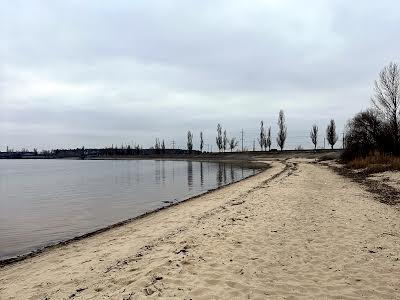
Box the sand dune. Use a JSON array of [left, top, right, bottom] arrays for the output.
[[1, 159, 399, 299]]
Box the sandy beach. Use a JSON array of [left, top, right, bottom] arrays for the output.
[[1, 158, 399, 299]]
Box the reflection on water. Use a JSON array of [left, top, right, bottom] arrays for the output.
[[200, 162, 204, 188], [0, 159, 260, 260], [217, 163, 223, 187], [187, 161, 193, 190], [162, 160, 166, 185], [224, 163, 227, 185], [216, 163, 232, 186], [155, 160, 161, 185]]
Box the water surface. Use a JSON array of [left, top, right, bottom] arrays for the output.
[[0, 159, 259, 260]]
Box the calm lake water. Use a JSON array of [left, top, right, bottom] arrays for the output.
[[0, 159, 259, 260]]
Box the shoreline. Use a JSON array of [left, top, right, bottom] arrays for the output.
[[0, 161, 269, 268], [1, 159, 398, 299]]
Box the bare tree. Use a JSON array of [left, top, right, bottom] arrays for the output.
[[223, 130, 228, 152], [216, 124, 223, 152], [310, 124, 318, 150], [187, 131, 193, 153], [258, 121, 266, 151], [266, 127, 272, 151], [134, 144, 141, 155], [229, 137, 238, 152], [161, 139, 166, 153], [155, 138, 160, 154], [326, 119, 338, 149], [200, 132, 204, 152], [276, 110, 287, 151], [372, 62, 400, 154]]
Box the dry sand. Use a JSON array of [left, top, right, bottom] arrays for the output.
[[1, 159, 399, 299]]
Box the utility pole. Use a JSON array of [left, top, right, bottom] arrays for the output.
[[342, 133, 345, 149], [241, 129, 244, 152], [171, 140, 176, 149], [253, 139, 255, 151], [324, 138, 326, 149]]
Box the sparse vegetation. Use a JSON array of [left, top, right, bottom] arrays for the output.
[[347, 152, 400, 172]]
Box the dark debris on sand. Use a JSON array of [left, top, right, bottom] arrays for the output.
[[326, 163, 400, 206]]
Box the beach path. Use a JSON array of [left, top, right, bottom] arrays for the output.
[[1, 159, 399, 299]]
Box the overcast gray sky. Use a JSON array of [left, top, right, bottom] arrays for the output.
[[1, 0, 399, 151]]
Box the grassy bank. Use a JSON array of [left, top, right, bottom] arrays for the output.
[[347, 152, 400, 172]]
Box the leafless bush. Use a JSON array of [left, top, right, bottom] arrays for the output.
[[229, 137, 238, 152]]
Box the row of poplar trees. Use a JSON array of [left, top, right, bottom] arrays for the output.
[[186, 110, 340, 153]]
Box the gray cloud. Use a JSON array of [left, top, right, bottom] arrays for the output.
[[1, 0, 399, 150]]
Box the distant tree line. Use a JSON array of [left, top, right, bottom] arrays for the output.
[[103, 144, 143, 156], [214, 124, 239, 152], [212, 109, 339, 153], [188, 109, 342, 154]]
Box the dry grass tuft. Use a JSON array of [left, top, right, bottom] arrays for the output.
[[347, 152, 400, 172]]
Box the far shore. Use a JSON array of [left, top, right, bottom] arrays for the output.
[[0, 148, 343, 161]]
